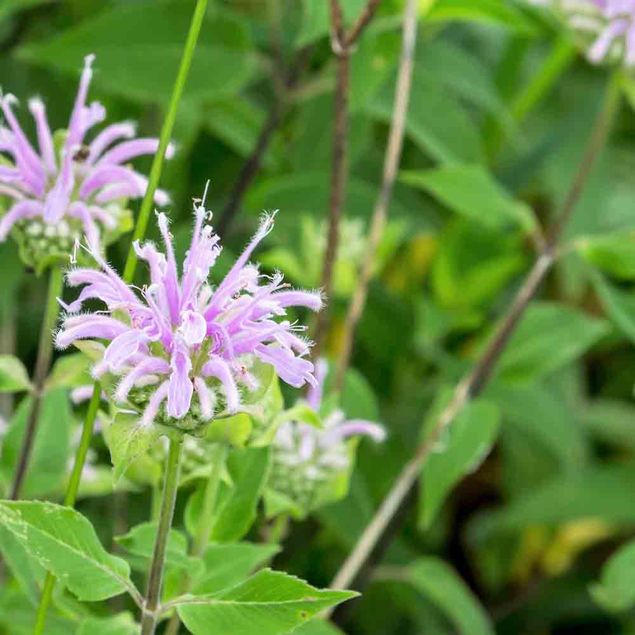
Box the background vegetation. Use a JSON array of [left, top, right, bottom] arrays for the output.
[[3, 0, 635, 633]]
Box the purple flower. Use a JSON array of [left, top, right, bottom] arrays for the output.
[[533, 0, 635, 66], [0, 54, 172, 266], [270, 359, 385, 511], [56, 204, 323, 430]]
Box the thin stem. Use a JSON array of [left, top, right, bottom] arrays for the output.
[[165, 443, 226, 635], [328, 71, 621, 600], [312, 0, 381, 355], [122, 0, 208, 283], [9, 265, 64, 500], [335, 0, 418, 391], [31, 1, 208, 631], [140, 436, 183, 635]]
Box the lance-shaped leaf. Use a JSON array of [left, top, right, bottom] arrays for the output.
[[0, 501, 136, 602], [0, 354, 32, 392], [420, 397, 500, 528], [591, 539, 635, 612], [76, 613, 138, 635], [176, 569, 357, 635], [407, 558, 495, 635]]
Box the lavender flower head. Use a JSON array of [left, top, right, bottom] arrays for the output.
[[269, 360, 385, 514], [0, 54, 172, 270], [56, 202, 323, 433], [530, 0, 635, 66]]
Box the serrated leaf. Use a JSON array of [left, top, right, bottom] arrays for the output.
[[18, 2, 257, 104], [193, 542, 280, 594], [591, 539, 635, 612], [0, 354, 31, 393], [408, 558, 495, 635], [420, 398, 500, 528], [177, 569, 357, 635], [401, 165, 534, 231], [104, 412, 160, 483], [0, 501, 135, 601]]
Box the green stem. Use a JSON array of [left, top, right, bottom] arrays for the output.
[[9, 265, 64, 500], [140, 436, 183, 635], [31, 1, 208, 631], [122, 0, 208, 283], [164, 443, 227, 635]]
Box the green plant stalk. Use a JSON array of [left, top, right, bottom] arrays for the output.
[[164, 443, 227, 635], [140, 436, 183, 635], [9, 265, 64, 500], [31, 1, 208, 631]]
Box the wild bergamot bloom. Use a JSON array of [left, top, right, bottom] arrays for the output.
[[55, 203, 322, 433], [0, 54, 172, 271], [269, 359, 385, 514], [530, 0, 635, 66]]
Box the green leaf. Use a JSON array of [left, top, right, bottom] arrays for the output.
[[204, 99, 281, 169], [487, 383, 587, 473], [470, 464, 635, 541], [45, 353, 91, 391], [177, 569, 357, 635], [1, 389, 73, 497], [295, 0, 368, 47], [206, 413, 252, 448], [427, 0, 538, 34], [420, 398, 500, 528], [0, 501, 135, 601], [591, 539, 635, 612], [581, 399, 635, 451], [76, 613, 138, 635], [18, 2, 256, 104], [590, 271, 635, 344], [186, 447, 271, 542], [401, 165, 534, 231], [0, 521, 44, 604], [115, 522, 192, 572], [408, 558, 495, 635], [368, 80, 483, 164], [577, 232, 635, 280], [0, 354, 32, 393], [193, 542, 280, 594], [104, 411, 160, 483], [293, 621, 346, 635], [0, 589, 74, 635], [496, 302, 610, 383]]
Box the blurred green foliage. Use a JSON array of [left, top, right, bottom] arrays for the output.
[[3, 0, 635, 633]]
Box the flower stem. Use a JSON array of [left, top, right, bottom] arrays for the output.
[[31, 1, 208, 631], [327, 70, 622, 603], [140, 436, 183, 635], [9, 265, 64, 500], [164, 443, 226, 635]]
